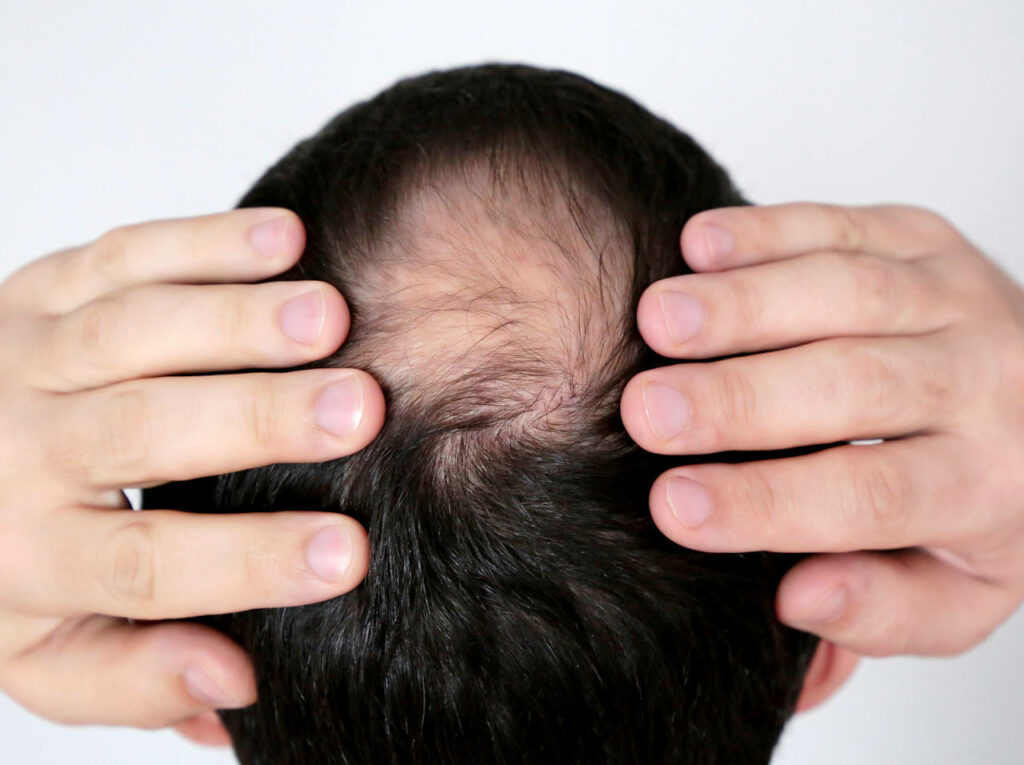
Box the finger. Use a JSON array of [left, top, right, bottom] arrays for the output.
[[1, 208, 305, 315], [681, 202, 959, 271], [41, 368, 385, 489], [172, 709, 233, 747], [25, 280, 350, 392], [776, 550, 1019, 657], [647, 433, 979, 553], [622, 332, 963, 454], [637, 249, 957, 359], [1, 616, 256, 728], [9, 508, 370, 620]]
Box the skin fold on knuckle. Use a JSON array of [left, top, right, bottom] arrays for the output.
[[731, 465, 780, 539], [834, 205, 867, 253], [221, 286, 261, 362], [99, 520, 159, 617], [50, 386, 154, 486], [95, 387, 155, 484], [908, 255, 967, 326], [904, 205, 959, 247], [64, 294, 127, 385], [708, 364, 759, 443], [725, 275, 768, 346], [862, 336, 958, 433], [241, 521, 288, 602], [914, 351, 957, 425], [242, 375, 285, 458], [87, 225, 137, 287], [854, 452, 911, 537], [844, 343, 908, 431], [846, 254, 903, 328]]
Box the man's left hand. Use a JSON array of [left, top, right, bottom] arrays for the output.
[[620, 202, 1024, 658]]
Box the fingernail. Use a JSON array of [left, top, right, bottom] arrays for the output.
[[306, 524, 352, 581], [659, 291, 705, 344], [666, 475, 713, 529], [249, 216, 288, 257], [279, 289, 325, 344], [701, 223, 734, 262], [642, 381, 691, 441], [314, 376, 364, 438], [789, 585, 849, 626], [184, 665, 246, 709]]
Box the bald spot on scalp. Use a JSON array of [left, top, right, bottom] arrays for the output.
[[337, 159, 638, 443]]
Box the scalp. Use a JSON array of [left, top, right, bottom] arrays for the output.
[[336, 155, 638, 440]]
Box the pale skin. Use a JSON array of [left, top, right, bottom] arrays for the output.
[[1, 202, 1021, 746], [621, 202, 1024, 667], [0, 208, 385, 745]]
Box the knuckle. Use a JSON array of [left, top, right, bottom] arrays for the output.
[[845, 255, 899, 324], [849, 339, 954, 427], [833, 205, 867, 252], [846, 345, 905, 423], [856, 453, 910, 533], [67, 294, 125, 373], [242, 525, 282, 599], [906, 205, 958, 242], [710, 364, 759, 434], [96, 388, 154, 479], [914, 355, 956, 420], [222, 290, 252, 350], [56, 387, 154, 484], [725, 275, 768, 341], [736, 465, 781, 529], [100, 520, 159, 614], [885, 204, 960, 248], [242, 377, 282, 454], [89, 225, 136, 282]]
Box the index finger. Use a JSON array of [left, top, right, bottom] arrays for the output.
[[681, 202, 959, 271], [1, 208, 305, 315]]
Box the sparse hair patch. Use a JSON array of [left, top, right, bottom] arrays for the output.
[[144, 64, 818, 765]]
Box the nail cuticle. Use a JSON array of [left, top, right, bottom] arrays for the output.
[[666, 475, 713, 529], [701, 223, 734, 262], [250, 216, 286, 258], [642, 381, 692, 441], [658, 291, 705, 344], [314, 376, 365, 438], [280, 289, 325, 345], [306, 525, 353, 582]]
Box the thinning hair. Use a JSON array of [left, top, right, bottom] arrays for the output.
[[145, 64, 818, 764]]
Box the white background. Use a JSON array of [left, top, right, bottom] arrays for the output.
[[1, 1, 1022, 763]]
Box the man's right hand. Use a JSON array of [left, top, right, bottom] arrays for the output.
[[0, 209, 385, 744]]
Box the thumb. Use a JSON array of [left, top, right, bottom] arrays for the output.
[[2, 615, 256, 728]]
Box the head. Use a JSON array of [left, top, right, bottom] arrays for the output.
[[145, 64, 841, 763]]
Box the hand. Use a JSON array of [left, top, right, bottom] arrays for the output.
[[0, 209, 385, 745], [621, 202, 1024, 658]]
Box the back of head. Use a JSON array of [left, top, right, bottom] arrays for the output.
[[144, 64, 817, 764]]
